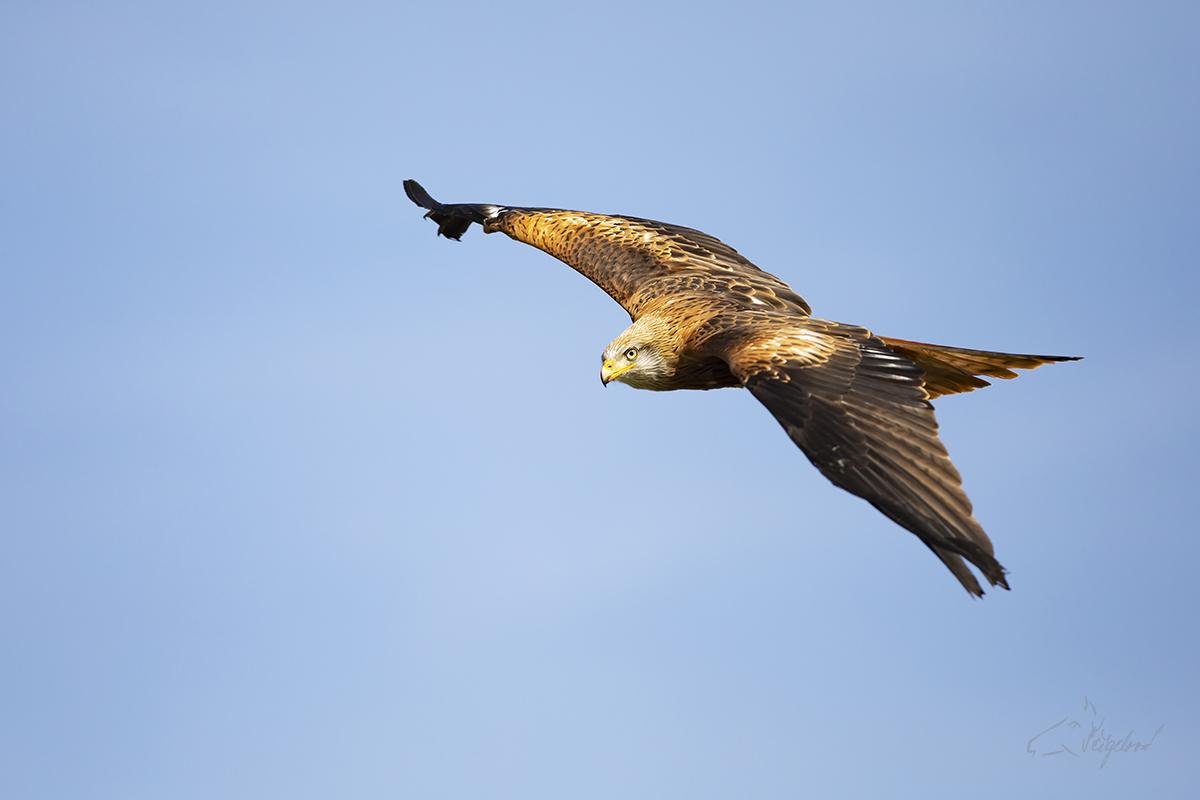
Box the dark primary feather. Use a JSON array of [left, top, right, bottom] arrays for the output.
[[406, 179, 1080, 597], [721, 317, 1007, 596], [403, 179, 500, 241]]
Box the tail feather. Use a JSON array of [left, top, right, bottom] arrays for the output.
[[879, 337, 1081, 399], [404, 179, 501, 240]]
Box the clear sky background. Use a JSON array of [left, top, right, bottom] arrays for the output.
[[2, 2, 1197, 797]]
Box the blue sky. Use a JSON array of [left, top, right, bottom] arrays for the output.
[[2, 1, 1197, 797]]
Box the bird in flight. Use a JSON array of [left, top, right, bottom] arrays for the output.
[[404, 180, 1079, 597]]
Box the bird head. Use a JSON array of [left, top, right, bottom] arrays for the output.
[[601, 316, 675, 390]]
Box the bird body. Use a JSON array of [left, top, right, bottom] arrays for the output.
[[405, 180, 1079, 597]]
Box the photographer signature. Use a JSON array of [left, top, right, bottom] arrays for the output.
[[1027, 697, 1163, 768]]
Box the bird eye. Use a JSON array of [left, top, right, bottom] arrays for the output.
[[624, 347, 638, 361]]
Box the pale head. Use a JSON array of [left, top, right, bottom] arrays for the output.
[[600, 315, 677, 390]]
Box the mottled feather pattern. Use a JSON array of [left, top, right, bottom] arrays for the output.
[[491, 209, 814, 320], [405, 180, 1077, 597], [400, 179, 815, 322]]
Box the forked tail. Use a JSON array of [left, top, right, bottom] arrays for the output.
[[878, 337, 1081, 399]]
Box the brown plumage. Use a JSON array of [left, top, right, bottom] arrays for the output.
[[404, 180, 1080, 597]]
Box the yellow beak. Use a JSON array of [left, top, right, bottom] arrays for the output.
[[601, 359, 634, 386]]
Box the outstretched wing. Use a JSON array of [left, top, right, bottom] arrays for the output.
[[404, 180, 811, 320], [722, 317, 1008, 596]]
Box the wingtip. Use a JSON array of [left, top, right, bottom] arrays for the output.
[[931, 541, 1009, 598], [404, 179, 439, 211]]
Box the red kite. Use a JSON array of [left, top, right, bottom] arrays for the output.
[[405, 180, 1079, 596]]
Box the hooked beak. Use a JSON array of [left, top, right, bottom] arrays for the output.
[[601, 359, 633, 387]]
